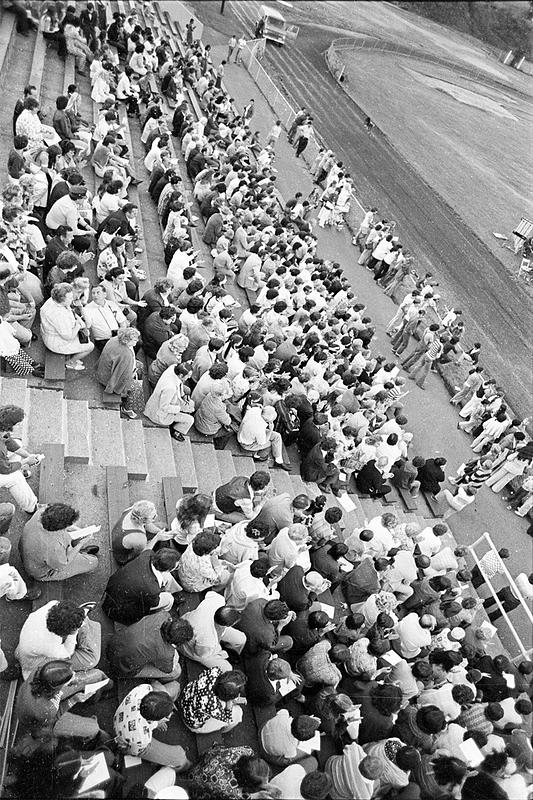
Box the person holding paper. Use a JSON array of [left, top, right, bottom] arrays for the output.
[[178, 590, 246, 672], [214, 470, 271, 525], [259, 710, 321, 767], [16, 599, 107, 690], [111, 499, 167, 565], [106, 611, 193, 681], [114, 683, 190, 770], [224, 557, 279, 612], [102, 548, 181, 626], [325, 743, 383, 800], [20, 503, 99, 582], [0, 404, 41, 514], [180, 667, 247, 735], [15, 659, 103, 741], [278, 567, 331, 614]]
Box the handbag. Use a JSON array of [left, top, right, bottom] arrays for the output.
[[78, 329, 90, 344], [129, 378, 146, 415]]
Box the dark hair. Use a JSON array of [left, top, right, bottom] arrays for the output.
[[307, 610, 330, 630], [481, 750, 508, 775], [324, 507, 342, 524], [263, 600, 290, 621], [232, 755, 270, 792], [485, 702, 504, 721], [150, 548, 180, 572], [160, 618, 193, 647], [46, 601, 85, 638], [250, 558, 270, 579], [369, 683, 402, 716], [300, 771, 331, 800], [0, 405, 25, 432], [55, 95, 68, 110], [515, 699, 532, 715], [395, 746, 420, 771], [159, 306, 176, 321], [328, 542, 348, 560], [41, 503, 80, 531], [451, 684, 475, 706], [431, 755, 467, 787], [139, 691, 174, 722], [30, 660, 73, 699], [213, 669, 247, 701], [191, 530, 221, 555], [291, 714, 320, 741], [249, 471, 270, 491], [416, 705, 446, 733], [461, 773, 509, 800]]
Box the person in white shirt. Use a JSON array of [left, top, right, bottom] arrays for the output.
[[395, 612, 435, 659], [179, 590, 246, 672], [224, 558, 279, 611], [83, 285, 128, 351], [16, 599, 106, 686], [416, 523, 448, 558], [267, 120, 282, 148]]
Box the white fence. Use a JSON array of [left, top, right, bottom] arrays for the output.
[[468, 532, 533, 663]]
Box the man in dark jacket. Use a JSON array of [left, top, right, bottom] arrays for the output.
[[300, 437, 341, 494], [417, 456, 447, 496], [297, 412, 328, 457], [355, 458, 391, 498], [102, 548, 180, 626], [142, 307, 179, 359], [106, 611, 193, 679]]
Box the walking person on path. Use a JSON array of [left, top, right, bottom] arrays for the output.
[[234, 35, 247, 65], [483, 573, 533, 623], [405, 336, 445, 389], [294, 118, 313, 158], [227, 35, 237, 62], [470, 546, 510, 591]]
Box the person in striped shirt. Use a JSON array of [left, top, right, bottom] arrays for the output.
[[405, 336, 445, 389]]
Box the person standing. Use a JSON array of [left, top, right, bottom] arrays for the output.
[[227, 35, 237, 62], [295, 118, 313, 158], [483, 573, 533, 623], [470, 546, 510, 591], [267, 120, 282, 148], [288, 107, 307, 144], [405, 336, 445, 389], [234, 34, 247, 65]]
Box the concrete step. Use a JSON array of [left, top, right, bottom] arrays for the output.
[[235, 456, 256, 478], [191, 442, 222, 496], [358, 495, 381, 525], [171, 436, 197, 492], [144, 426, 177, 481], [121, 418, 149, 480], [89, 408, 126, 467], [290, 474, 315, 499], [270, 468, 294, 497], [0, 377, 29, 439], [215, 449, 236, 481], [27, 387, 64, 452], [63, 398, 90, 463]]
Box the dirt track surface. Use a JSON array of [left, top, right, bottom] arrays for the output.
[[189, 0, 532, 418]]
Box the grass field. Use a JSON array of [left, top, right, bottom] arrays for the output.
[[340, 46, 533, 266]]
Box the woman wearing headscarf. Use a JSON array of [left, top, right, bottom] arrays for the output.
[[144, 363, 194, 441]]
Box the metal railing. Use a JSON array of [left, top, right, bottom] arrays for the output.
[[468, 532, 533, 663]]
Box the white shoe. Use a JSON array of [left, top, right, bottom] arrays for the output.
[[66, 361, 84, 371]]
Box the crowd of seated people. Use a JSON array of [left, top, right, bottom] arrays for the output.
[[0, 3, 532, 799]]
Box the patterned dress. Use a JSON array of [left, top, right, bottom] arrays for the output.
[[180, 666, 234, 730], [188, 745, 255, 800]]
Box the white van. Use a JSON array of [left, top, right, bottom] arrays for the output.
[[257, 4, 299, 46]]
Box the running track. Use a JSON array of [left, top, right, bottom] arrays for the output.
[[219, 0, 532, 418]]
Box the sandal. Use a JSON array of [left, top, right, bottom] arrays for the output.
[[170, 428, 185, 441]]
